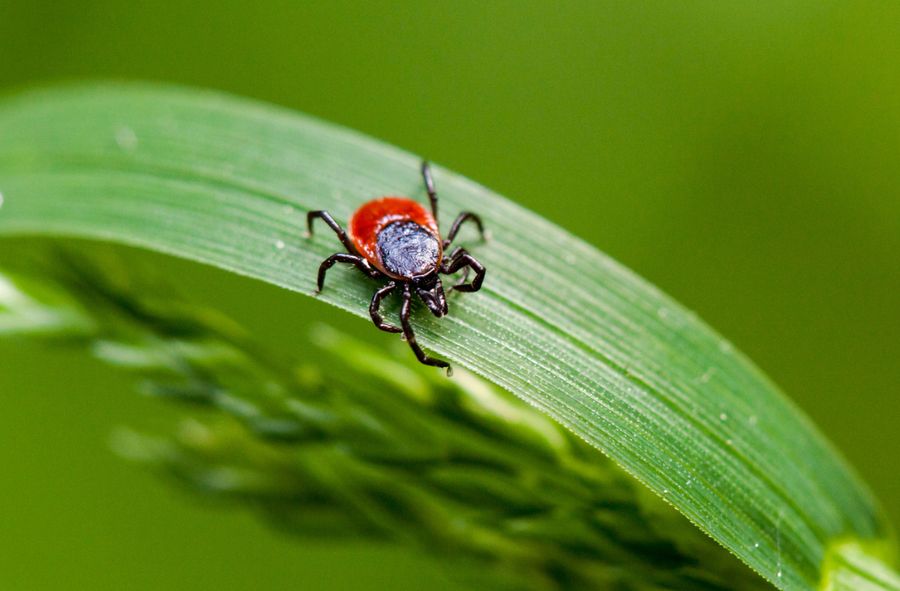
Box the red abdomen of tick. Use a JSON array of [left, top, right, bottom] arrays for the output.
[[349, 197, 442, 277]]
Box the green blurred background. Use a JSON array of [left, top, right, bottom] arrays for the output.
[[1, 2, 898, 589]]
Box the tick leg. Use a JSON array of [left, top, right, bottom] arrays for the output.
[[316, 253, 380, 293], [443, 212, 485, 248], [444, 246, 464, 262], [307, 210, 357, 254], [441, 247, 470, 289], [400, 284, 450, 371], [455, 267, 471, 288], [370, 282, 402, 333], [421, 160, 439, 226], [442, 249, 485, 293]]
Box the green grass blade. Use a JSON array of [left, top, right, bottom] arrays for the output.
[[0, 257, 774, 590], [823, 542, 900, 591], [0, 83, 894, 590]]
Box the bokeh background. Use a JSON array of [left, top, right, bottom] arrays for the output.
[[1, 2, 898, 589]]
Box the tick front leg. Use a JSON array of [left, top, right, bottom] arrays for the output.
[[421, 160, 439, 226], [443, 212, 485, 248], [307, 210, 358, 254], [442, 249, 485, 293], [441, 247, 469, 289], [370, 282, 402, 333], [400, 284, 450, 371], [316, 253, 380, 293]]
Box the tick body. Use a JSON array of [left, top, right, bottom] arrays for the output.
[[307, 161, 486, 372], [350, 197, 442, 280]]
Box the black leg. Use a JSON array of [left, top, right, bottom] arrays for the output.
[[421, 161, 439, 226], [454, 266, 471, 289], [441, 247, 469, 288], [442, 249, 485, 292], [400, 284, 450, 371], [443, 212, 485, 248], [316, 253, 380, 293], [370, 282, 402, 333], [307, 210, 358, 254], [444, 246, 464, 261]]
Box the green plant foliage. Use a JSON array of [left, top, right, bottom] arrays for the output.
[[0, 255, 773, 590], [0, 84, 896, 590], [823, 542, 900, 591]]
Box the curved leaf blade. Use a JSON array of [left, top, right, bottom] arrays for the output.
[[824, 542, 900, 591], [0, 84, 893, 589]]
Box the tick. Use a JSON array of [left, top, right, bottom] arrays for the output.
[[307, 161, 486, 372]]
